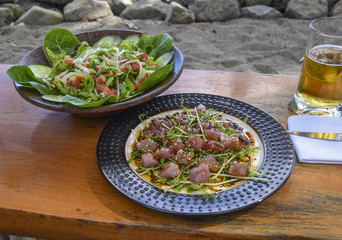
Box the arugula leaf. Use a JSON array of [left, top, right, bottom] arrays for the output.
[[137, 64, 173, 92], [43, 28, 80, 65], [137, 33, 173, 58]]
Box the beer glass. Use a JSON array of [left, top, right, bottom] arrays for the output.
[[288, 17, 342, 116]]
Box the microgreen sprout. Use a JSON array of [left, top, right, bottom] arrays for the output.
[[129, 104, 266, 196]]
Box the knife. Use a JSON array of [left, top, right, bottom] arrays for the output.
[[288, 131, 342, 141]]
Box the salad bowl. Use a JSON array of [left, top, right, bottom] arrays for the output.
[[13, 29, 184, 118]]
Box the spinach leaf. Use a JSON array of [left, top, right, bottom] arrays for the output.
[[137, 64, 173, 92], [43, 28, 80, 65], [6, 65, 42, 87], [137, 33, 173, 58]]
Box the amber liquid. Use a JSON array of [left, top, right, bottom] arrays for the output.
[[296, 45, 342, 108]]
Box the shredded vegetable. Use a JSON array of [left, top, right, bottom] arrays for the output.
[[6, 28, 174, 108]]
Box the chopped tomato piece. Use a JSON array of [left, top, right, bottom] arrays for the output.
[[139, 72, 151, 83], [102, 86, 117, 96], [119, 64, 127, 72], [131, 62, 140, 72], [105, 70, 114, 75], [76, 74, 84, 82], [96, 84, 117, 97], [145, 72, 151, 79], [140, 52, 148, 62], [96, 75, 106, 85], [134, 72, 151, 91], [96, 84, 105, 92], [66, 74, 84, 89], [133, 82, 142, 91], [64, 58, 74, 66], [95, 65, 102, 72]]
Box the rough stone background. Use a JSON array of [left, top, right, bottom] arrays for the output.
[[0, 0, 341, 27], [0, 0, 341, 75]]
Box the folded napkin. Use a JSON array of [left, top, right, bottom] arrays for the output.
[[288, 115, 342, 164]]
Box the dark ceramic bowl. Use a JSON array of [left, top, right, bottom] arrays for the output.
[[14, 29, 184, 117]]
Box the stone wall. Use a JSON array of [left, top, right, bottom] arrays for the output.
[[0, 0, 342, 27]]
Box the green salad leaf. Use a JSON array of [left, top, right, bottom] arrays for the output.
[[43, 28, 81, 65], [28, 81, 59, 95], [137, 33, 173, 58], [6, 65, 40, 87], [137, 64, 173, 92]]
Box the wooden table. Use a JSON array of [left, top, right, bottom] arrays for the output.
[[0, 64, 341, 240]]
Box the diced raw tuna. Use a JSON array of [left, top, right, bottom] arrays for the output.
[[203, 140, 225, 152], [220, 133, 252, 150], [197, 154, 219, 172], [196, 104, 206, 114], [143, 125, 167, 142], [175, 113, 189, 125], [203, 128, 222, 141], [166, 138, 184, 153], [154, 148, 173, 160], [220, 134, 240, 150], [222, 118, 230, 128], [227, 121, 243, 132], [228, 161, 249, 177], [185, 135, 205, 151], [136, 138, 158, 153], [141, 153, 159, 168], [239, 134, 253, 146], [173, 150, 194, 166], [153, 117, 172, 129], [154, 127, 167, 142], [180, 126, 201, 134], [159, 162, 180, 178], [190, 164, 210, 183], [198, 120, 214, 130], [143, 125, 158, 138]]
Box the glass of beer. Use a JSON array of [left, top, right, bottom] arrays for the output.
[[288, 17, 342, 116]]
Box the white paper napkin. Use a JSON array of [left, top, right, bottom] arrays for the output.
[[288, 115, 342, 164]]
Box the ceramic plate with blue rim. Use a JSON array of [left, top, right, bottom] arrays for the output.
[[96, 93, 295, 215]]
